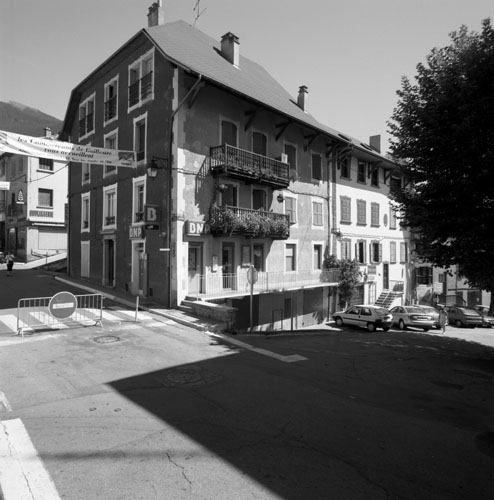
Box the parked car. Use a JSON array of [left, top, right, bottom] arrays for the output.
[[389, 305, 434, 332], [333, 305, 393, 332], [473, 305, 494, 328], [418, 305, 441, 330], [446, 306, 483, 328], [0, 251, 4, 264]]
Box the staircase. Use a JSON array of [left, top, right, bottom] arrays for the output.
[[375, 291, 402, 309]]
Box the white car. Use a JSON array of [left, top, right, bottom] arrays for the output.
[[333, 305, 393, 332]]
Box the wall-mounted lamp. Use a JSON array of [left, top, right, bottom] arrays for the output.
[[277, 192, 284, 203], [147, 156, 168, 179], [216, 183, 228, 192]]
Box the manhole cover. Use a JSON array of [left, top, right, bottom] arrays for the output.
[[155, 366, 222, 388], [93, 335, 120, 344]]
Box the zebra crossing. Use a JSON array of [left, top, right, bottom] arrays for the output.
[[0, 307, 176, 338]]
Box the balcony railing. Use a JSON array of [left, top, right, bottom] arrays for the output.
[[389, 280, 404, 292], [105, 216, 115, 225], [189, 268, 340, 299], [104, 96, 117, 121], [209, 205, 289, 239], [210, 144, 290, 189]]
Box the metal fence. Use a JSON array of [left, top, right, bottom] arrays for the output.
[[17, 293, 104, 337]]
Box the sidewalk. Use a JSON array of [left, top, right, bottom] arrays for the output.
[[52, 273, 228, 334]]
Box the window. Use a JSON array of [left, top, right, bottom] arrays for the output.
[[390, 176, 401, 196], [285, 243, 296, 271], [416, 266, 433, 285], [39, 158, 53, 171], [339, 156, 350, 179], [370, 166, 379, 187], [341, 239, 351, 260], [128, 49, 154, 108], [371, 202, 380, 227], [389, 206, 397, 229], [82, 162, 90, 184], [340, 196, 351, 224], [103, 184, 117, 227], [221, 120, 237, 147], [104, 130, 118, 175], [356, 240, 366, 264], [104, 76, 118, 123], [357, 199, 366, 225], [357, 161, 366, 183], [252, 188, 267, 210], [253, 244, 265, 272], [79, 93, 95, 139], [81, 192, 90, 232], [252, 131, 267, 156], [220, 183, 238, 207], [285, 197, 297, 224], [313, 244, 323, 270], [284, 144, 297, 174], [400, 242, 408, 263], [311, 153, 322, 181], [133, 176, 146, 223], [312, 201, 323, 226], [390, 241, 397, 263], [38, 188, 53, 208], [370, 241, 382, 263], [134, 114, 147, 163]]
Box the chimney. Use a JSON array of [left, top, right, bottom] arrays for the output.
[[147, 0, 164, 27], [44, 127, 51, 138], [221, 32, 240, 67], [369, 135, 381, 153], [297, 85, 308, 111]]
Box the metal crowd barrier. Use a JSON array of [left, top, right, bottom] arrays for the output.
[[17, 293, 104, 337]]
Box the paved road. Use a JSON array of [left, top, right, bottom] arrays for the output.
[[1, 271, 494, 499]]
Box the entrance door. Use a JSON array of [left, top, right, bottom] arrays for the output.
[[383, 263, 389, 290], [222, 243, 235, 289], [103, 239, 115, 287], [188, 243, 203, 294]]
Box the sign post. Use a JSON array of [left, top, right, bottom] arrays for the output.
[[246, 265, 258, 332]]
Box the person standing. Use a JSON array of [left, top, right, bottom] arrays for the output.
[[438, 306, 448, 333], [5, 252, 14, 277]]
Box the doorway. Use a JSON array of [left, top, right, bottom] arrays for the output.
[[103, 238, 115, 287], [222, 242, 235, 289], [188, 243, 203, 294], [383, 263, 389, 290]]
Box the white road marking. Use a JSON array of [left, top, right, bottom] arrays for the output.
[[0, 392, 12, 412], [0, 418, 61, 499], [0, 314, 32, 334], [206, 332, 307, 363]]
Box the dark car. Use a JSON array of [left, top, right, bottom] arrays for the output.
[[473, 305, 494, 328], [446, 306, 483, 328], [333, 305, 393, 332]]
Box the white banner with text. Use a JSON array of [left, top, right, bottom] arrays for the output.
[[0, 130, 135, 168]]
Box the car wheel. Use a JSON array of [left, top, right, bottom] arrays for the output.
[[455, 319, 463, 328], [367, 322, 376, 332], [335, 317, 343, 327], [423, 327, 430, 332], [383, 327, 390, 332], [399, 319, 407, 330]]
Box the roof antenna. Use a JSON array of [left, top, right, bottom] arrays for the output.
[[193, 0, 207, 26]]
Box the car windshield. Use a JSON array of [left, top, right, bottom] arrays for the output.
[[375, 308, 390, 316], [406, 307, 426, 313], [460, 308, 479, 316]]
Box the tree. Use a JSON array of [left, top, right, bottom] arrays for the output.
[[388, 19, 494, 307], [324, 255, 361, 308]]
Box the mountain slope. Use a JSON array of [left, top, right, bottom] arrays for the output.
[[0, 101, 63, 137]]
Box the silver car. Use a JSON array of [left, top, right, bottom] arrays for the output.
[[417, 305, 441, 330], [390, 306, 434, 332], [333, 305, 393, 332]]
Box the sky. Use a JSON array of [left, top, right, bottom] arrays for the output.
[[1, 0, 493, 152]]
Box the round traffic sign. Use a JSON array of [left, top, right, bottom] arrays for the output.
[[48, 291, 77, 319], [247, 265, 258, 285]]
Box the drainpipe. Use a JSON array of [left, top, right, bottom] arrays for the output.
[[166, 72, 203, 308]]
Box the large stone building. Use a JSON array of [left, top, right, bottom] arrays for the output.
[[60, 3, 409, 330]]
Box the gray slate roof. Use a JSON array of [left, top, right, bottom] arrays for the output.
[[145, 21, 386, 160]]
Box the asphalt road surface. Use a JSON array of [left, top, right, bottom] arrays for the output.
[[0, 271, 493, 499]]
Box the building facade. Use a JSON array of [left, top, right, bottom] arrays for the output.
[[0, 130, 68, 261], [61, 4, 409, 330]]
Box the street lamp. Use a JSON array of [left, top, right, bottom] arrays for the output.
[[147, 156, 168, 179]]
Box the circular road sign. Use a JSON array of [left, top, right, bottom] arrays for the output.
[[247, 265, 258, 285], [48, 291, 77, 320]]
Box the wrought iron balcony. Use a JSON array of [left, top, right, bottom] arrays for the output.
[[210, 144, 290, 189], [209, 205, 289, 239], [188, 268, 340, 299]]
